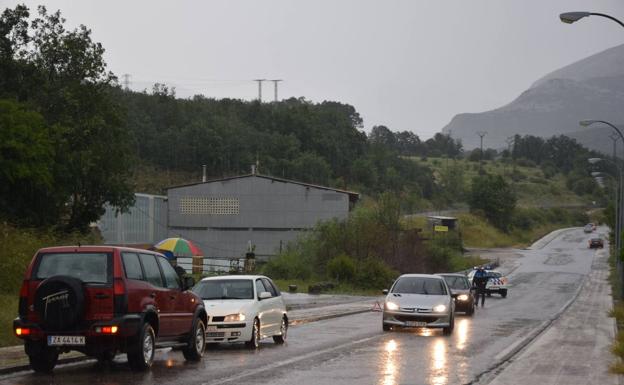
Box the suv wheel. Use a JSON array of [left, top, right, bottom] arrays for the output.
[[182, 318, 206, 361], [26, 341, 58, 373], [245, 318, 260, 349], [272, 317, 287, 344], [127, 323, 155, 371], [500, 289, 508, 298]]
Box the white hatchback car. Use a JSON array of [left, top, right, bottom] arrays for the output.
[[382, 274, 455, 335], [192, 275, 288, 348]]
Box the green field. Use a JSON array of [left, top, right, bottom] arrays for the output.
[[410, 157, 588, 208]]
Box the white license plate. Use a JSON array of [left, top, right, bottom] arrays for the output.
[[405, 321, 427, 327], [206, 326, 218, 332], [48, 335, 85, 346]]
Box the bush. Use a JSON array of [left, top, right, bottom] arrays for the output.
[[354, 257, 398, 289], [262, 252, 312, 280], [326, 254, 357, 282]]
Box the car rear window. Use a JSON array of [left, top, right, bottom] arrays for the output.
[[486, 271, 502, 278], [392, 277, 447, 295], [35, 253, 111, 284], [442, 275, 470, 290], [193, 279, 254, 300]]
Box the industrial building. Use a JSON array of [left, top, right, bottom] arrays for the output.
[[166, 174, 359, 261], [98, 174, 359, 269]]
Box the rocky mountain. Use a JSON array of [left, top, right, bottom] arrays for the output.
[[442, 44, 624, 153]]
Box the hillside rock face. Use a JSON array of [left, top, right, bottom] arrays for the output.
[[442, 44, 624, 153]]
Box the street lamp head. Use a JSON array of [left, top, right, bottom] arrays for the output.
[[580, 119, 600, 127], [588, 158, 603, 164], [560, 12, 591, 24]]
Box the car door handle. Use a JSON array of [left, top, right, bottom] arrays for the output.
[[149, 292, 156, 298], [169, 295, 176, 300]]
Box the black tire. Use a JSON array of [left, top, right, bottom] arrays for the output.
[[26, 341, 58, 373], [443, 315, 454, 335], [95, 350, 116, 365], [500, 289, 507, 298], [34, 275, 84, 332], [382, 323, 391, 331], [486, 292, 492, 297], [245, 318, 260, 349], [182, 319, 206, 361], [272, 317, 287, 344], [127, 323, 155, 371]]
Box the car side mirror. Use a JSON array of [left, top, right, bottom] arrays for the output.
[[183, 276, 195, 290], [382, 289, 389, 295], [451, 293, 458, 299], [258, 291, 272, 300]]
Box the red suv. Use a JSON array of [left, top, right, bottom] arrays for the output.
[[13, 246, 208, 372]]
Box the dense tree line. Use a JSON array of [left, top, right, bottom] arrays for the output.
[[118, 87, 439, 198]]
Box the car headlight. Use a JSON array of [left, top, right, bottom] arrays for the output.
[[223, 313, 246, 322], [457, 294, 469, 301], [385, 301, 399, 311], [433, 304, 447, 313]]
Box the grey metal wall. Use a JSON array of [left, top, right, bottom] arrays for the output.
[[98, 193, 168, 245], [167, 176, 350, 259]]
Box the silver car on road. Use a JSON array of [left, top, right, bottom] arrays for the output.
[[382, 274, 455, 335]]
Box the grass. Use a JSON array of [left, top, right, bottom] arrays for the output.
[[607, 241, 624, 374], [0, 295, 19, 348]]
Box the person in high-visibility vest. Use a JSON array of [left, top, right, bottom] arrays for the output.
[[472, 267, 488, 307]]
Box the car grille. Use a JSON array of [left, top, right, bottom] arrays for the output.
[[394, 315, 440, 323], [206, 332, 225, 337], [211, 316, 225, 322]]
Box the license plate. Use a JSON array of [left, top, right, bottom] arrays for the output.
[[206, 326, 218, 332], [405, 321, 427, 327], [48, 335, 85, 346]]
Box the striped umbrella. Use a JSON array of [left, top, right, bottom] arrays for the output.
[[153, 238, 203, 259]]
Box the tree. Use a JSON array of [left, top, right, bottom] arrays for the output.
[[469, 174, 516, 231], [0, 5, 135, 231], [0, 99, 55, 225]]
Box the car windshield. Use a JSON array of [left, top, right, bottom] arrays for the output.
[[192, 279, 254, 300], [442, 275, 470, 290], [485, 271, 502, 278], [35, 253, 110, 284], [392, 277, 447, 295]]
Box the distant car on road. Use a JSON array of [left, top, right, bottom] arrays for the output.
[[437, 273, 475, 315], [589, 238, 604, 249], [13, 246, 207, 373], [382, 274, 455, 335], [192, 275, 288, 349], [467, 269, 509, 298], [584, 224, 594, 233]]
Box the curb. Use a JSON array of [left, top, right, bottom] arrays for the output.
[[526, 227, 578, 250], [0, 355, 90, 376], [290, 308, 372, 326]]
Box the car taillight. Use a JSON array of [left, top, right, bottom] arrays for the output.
[[95, 325, 118, 334], [15, 327, 30, 336], [113, 278, 128, 315], [18, 280, 29, 319]]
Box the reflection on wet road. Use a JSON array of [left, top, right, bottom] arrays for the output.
[[0, 228, 604, 385]]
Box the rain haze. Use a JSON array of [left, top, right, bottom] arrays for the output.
[[6, 0, 624, 138]]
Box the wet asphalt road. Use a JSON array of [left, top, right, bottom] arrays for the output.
[[0, 227, 604, 385]]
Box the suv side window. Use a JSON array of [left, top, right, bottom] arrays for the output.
[[158, 257, 181, 290], [122, 253, 144, 280], [261, 278, 278, 297], [255, 279, 268, 297], [140, 254, 164, 288]]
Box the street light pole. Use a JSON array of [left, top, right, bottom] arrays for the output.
[[582, 120, 624, 298]]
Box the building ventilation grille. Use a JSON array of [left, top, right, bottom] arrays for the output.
[[180, 197, 240, 215]]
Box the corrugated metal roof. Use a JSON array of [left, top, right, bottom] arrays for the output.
[[166, 174, 360, 201]]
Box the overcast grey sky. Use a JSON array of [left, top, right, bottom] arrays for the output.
[[6, 0, 624, 138]]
